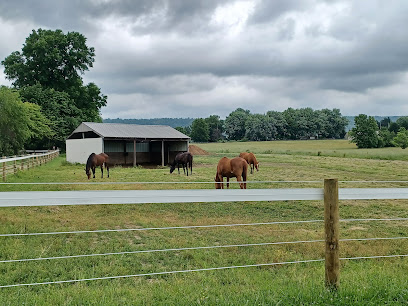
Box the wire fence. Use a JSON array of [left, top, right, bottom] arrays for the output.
[[1, 181, 408, 288]]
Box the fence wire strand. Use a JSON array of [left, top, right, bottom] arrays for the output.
[[2, 217, 408, 237], [2, 236, 408, 264], [2, 254, 408, 288]]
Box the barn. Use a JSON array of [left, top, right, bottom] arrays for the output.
[[66, 122, 190, 166]]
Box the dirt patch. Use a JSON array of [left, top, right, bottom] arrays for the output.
[[189, 145, 210, 155]]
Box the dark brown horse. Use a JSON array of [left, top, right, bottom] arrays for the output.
[[215, 157, 248, 189], [85, 153, 110, 179], [170, 152, 193, 176], [239, 152, 259, 174]]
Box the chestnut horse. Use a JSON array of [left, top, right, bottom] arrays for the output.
[[85, 153, 110, 179], [239, 152, 259, 174], [214, 157, 248, 189], [170, 152, 193, 176]]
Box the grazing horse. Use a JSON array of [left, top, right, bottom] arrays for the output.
[[214, 157, 248, 189], [170, 152, 193, 176], [85, 153, 110, 180], [239, 152, 259, 174]]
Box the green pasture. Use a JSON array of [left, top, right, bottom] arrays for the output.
[[1, 139, 408, 304], [199, 139, 408, 161]]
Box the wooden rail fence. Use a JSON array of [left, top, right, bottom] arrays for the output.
[[0, 150, 59, 182]]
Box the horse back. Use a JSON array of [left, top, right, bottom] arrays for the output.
[[247, 152, 257, 164], [216, 157, 232, 176], [239, 152, 249, 160], [230, 157, 247, 176]]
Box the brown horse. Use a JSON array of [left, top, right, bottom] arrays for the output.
[[170, 152, 193, 176], [85, 153, 110, 179], [214, 157, 248, 189], [239, 152, 259, 174]]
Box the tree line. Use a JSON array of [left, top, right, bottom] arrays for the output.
[[178, 108, 349, 142], [350, 115, 408, 149], [0, 29, 106, 156]]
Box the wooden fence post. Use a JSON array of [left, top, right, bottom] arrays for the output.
[[13, 157, 17, 174], [2, 161, 5, 182], [324, 178, 340, 290]]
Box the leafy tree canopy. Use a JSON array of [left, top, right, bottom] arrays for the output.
[[225, 108, 250, 140], [0, 86, 52, 156], [393, 127, 408, 149], [1, 28, 107, 150], [349, 114, 379, 148], [190, 118, 209, 142]]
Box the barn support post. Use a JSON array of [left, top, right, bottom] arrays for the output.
[[13, 157, 17, 174], [133, 139, 137, 167], [161, 140, 165, 167], [324, 178, 340, 290]]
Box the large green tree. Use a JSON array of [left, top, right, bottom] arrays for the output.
[[393, 127, 408, 149], [224, 108, 250, 140], [245, 114, 277, 141], [349, 114, 379, 148], [19, 85, 83, 149], [204, 115, 224, 142], [0, 87, 52, 156], [190, 118, 209, 142], [1, 28, 107, 148]]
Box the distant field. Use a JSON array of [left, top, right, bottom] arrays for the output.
[[1, 140, 408, 304], [198, 139, 408, 161]]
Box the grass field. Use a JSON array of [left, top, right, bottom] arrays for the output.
[[1, 139, 408, 305]]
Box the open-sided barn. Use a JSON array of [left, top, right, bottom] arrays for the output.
[[66, 122, 190, 166]]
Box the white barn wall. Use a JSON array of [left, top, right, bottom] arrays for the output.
[[66, 138, 103, 164]]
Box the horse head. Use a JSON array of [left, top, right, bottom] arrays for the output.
[[85, 167, 91, 180], [214, 175, 223, 189], [169, 164, 176, 174]]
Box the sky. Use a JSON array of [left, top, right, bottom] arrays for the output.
[[0, 0, 408, 119]]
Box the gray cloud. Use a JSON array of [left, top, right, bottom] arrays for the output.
[[1, 0, 408, 118]]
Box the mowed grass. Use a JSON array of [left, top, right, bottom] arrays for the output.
[[1, 139, 408, 304]]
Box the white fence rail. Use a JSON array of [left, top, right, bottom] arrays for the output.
[[0, 150, 59, 182], [1, 187, 408, 207]]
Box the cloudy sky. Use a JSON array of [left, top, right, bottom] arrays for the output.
[[0, 0, 408, 119]]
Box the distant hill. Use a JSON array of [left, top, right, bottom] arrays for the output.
[[104, 116, 403, 131], [345, 116, 402, 131], [103, 118, 195, 128]]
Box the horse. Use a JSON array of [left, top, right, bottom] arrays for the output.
[[85, 153, 110, 180], [170, 152, 193, 176], [239, 152, 259, 174], [214, 157, 248, 189]]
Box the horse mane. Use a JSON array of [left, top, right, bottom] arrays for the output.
[[86, 153, 96, 171]]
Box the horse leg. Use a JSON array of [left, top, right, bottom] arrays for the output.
[[100, 165, 103, 178], [227, 177, 230, 189], [250, 164, 253, 174], [185, 163, 188, 176], [242, 171, 247, 189], [190, 161, 192, 175], [178, 164, 180, 174], [106, 164, 110, 178], [92, 167, 96, 179], [237, 176, 244, 189]]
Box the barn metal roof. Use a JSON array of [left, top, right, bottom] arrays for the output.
[[67, 122, 190, 140]]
